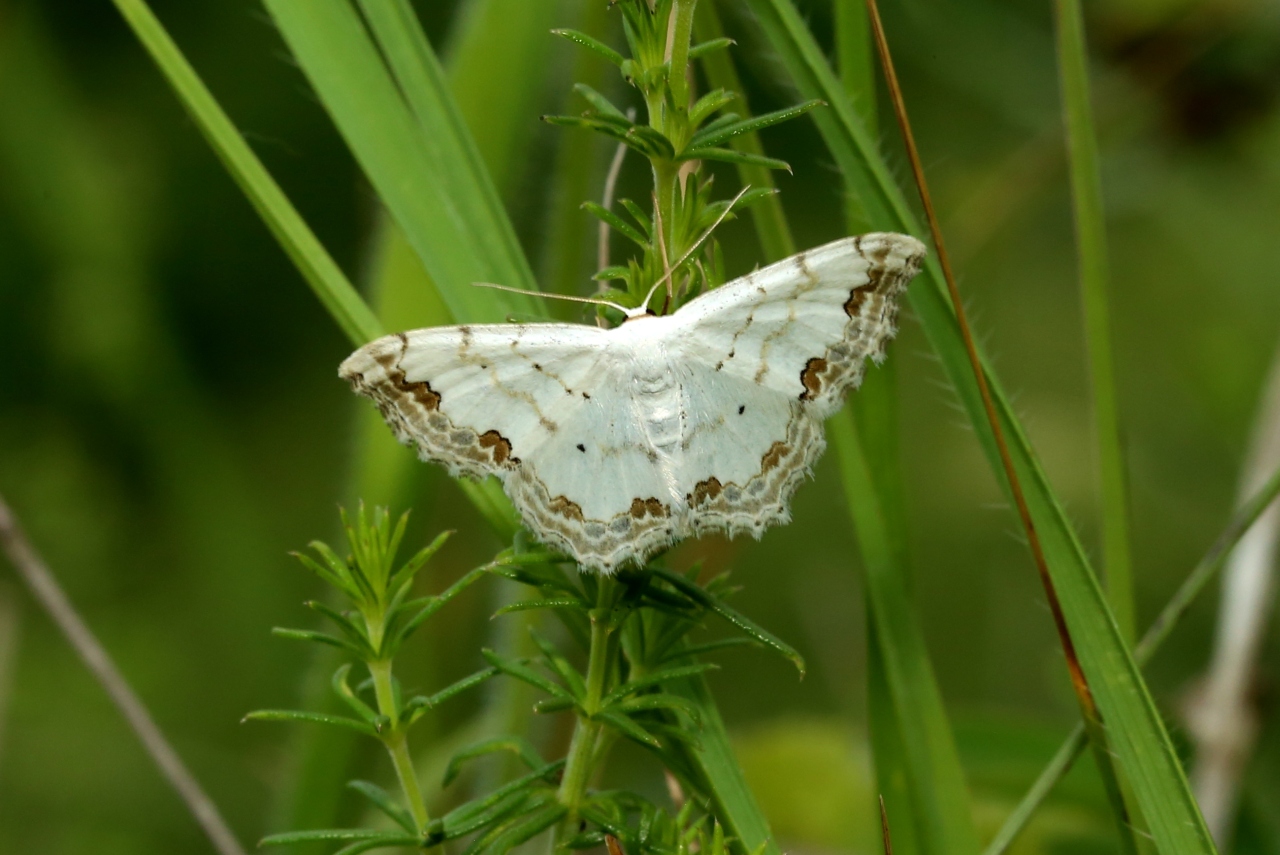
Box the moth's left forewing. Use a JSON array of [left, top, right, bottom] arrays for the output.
[[340, 324, 612, 480]]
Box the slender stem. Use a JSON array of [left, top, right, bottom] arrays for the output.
[[556, 578, 621, 839], [558, 612, 612, 807], [1052, 0, 1134, 642], [557, 698, 604, 813], [369, 659, 430, 833], [368, 659, 399, 725], [0, 492, 248, 855]]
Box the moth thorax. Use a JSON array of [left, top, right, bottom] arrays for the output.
[[630, 365, 682, 454]]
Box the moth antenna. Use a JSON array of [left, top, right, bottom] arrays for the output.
[[640, 184, 753, 314], [471, 282, 634, 317]]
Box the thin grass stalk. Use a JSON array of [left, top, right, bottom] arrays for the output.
[[862, 4, 1144, 851], [1044, 0, 1146, 839], [985, 461, 1280, 854], [0, 493, 248, 855], [1052, 0, 1135, 642]]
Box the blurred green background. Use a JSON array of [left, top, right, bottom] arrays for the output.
[[2, 0, 1279, 852]]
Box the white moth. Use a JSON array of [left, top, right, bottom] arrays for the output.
[[340, 233, 926, 573]]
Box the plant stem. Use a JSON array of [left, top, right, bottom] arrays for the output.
[[556, 578, 621, 833], [369, 658, 430, 834], [1052, 0, 1134, 643], [0, 492, 249, 855], [557, 689, 603, 811]]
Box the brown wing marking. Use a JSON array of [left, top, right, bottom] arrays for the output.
[[343, 335, 522, 478]]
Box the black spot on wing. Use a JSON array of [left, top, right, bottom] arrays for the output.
[[738, 405, 745, 415], [576, 443, 586, 452]]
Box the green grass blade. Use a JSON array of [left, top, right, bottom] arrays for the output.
[[265, 1, 552, 840], [834, 0, 876, 233], [262, 0, 538, 323], [829, 406, 980, 855], [1053, 0, 1135, 642], [443, 0, 565, 201], [833, 5, 977, 852], [355, 0, 539, 297], [743, 2, 1217, 852], [109, 0, 382, 347], [835, 0, 875, 131], [865, 615, 923, 855]]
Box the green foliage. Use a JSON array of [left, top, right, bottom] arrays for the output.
[[484, 558, 798, 758], [743, 1, 1219, 852], [248, 506, 508, 848], [281, 507, 466, 662], [13, 1, 1275, 854], [571, 795, 743, 855], [546, 0, 815, 321]]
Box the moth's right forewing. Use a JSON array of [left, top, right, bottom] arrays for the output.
[[671, 233, 926, 417]]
